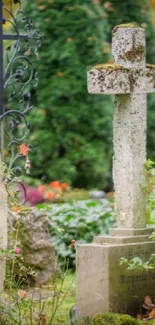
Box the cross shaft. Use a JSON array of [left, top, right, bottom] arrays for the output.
[[88, 26, 155, 229]]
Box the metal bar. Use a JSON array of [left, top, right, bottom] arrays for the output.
[[0, 1, 4, 116], [3, 33, 28, 41], [0, 2, 4, 152]]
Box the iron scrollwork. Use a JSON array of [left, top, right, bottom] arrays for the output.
[[0, 0, 43, 203]]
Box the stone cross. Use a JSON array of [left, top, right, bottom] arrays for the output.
[[88, 24, 155, 230], [76, 25, 155, 321], [0, 159, 7, 292]]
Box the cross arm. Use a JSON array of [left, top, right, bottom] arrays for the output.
[[87, 64, 155, 95]]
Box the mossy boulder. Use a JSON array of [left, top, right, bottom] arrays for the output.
[[8, 207, 57, 285]]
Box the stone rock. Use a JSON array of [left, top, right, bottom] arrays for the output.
[[8, 207, 57, 285], [89, 190, 105, 200]]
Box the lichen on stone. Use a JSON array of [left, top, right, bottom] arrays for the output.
[[112, 23, 140, 33], [119, 33, 144, 63], [128, 72, 136, 92]]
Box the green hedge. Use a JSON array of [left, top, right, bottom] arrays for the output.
[[22, 0, 155, 189]]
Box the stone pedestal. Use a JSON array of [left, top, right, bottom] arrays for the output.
[[76, 228, 155, 320]]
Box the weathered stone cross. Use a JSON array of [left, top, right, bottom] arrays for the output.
[[88, 24, 155, 230], [76, 25, 155, 321]]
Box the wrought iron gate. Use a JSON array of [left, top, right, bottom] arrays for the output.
[[0, 1, 42, 198]]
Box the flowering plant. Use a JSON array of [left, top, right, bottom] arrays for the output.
[[18, 180, 69, 206]]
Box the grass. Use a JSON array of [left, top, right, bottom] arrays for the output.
[[2, 272, 76, 325], [50, 272, 76, 324]]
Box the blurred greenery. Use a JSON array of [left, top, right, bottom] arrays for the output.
[[39, 199, 116, 268], [18, 1, 155, 189]]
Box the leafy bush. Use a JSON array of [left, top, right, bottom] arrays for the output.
[[41, 199, 115, 267]]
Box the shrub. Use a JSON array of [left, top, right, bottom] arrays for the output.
[[23, 181, 69, 206], [41, 199, 115, 267]]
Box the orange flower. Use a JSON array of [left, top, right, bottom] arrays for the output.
[[60, 183, 68, 190], [44, 191, 55, 200], [68, 6, 74, 11], [103, 1, 114, 11], [66, 37, 72, 42], [11, 205, 21, 213], [56, 72, 64, 77], [19, 144, 29, 156], [93, 0, 100, 4], [42, 109, 47, 115], [105, 192, 114, 198], [38, 185, 45, 193], [38, 5, 46, 10], [49, 181, 60, 188]]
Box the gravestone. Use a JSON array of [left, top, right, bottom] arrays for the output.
[[0, 160, 7, 292], [76, 25, 155, 320]]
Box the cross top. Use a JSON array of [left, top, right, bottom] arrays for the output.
[[88, 25, 155, 229], [88, 25, 155, 95], [112, 24, 145, 68]]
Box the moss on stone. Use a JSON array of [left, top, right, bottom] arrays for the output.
[[94, 64, 128, 71], [92, 313, 143, 325], [113, 23, 140, 33], [81, 313, 155, 325], [146, 64, 155, 69]]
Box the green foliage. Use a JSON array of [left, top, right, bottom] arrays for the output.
[[119, 160, 155, 271], [145, 159, 155, 224], [120, 256, 155, 271], [23, 0, 155, 189], [23, 0, 112, 189], [92, 312, 142, 325], [41, 199, 115, 267]]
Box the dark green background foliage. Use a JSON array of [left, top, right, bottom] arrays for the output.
[[24, 0, 155, 189]]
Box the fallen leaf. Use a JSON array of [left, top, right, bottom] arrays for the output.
[[143, 296, 155, 310], [17, 289, 29, 299], [69, 239, 76, 248], [149, 308, 155, 319], [35, 313, 46, 325]]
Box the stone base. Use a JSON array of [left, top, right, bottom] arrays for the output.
[[76, 228, 155, 321]]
